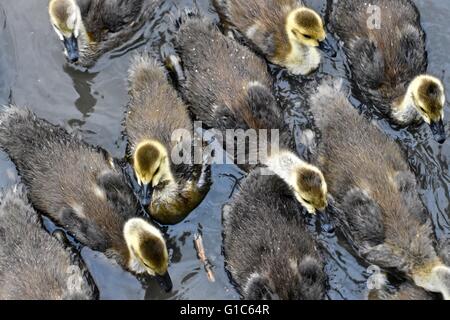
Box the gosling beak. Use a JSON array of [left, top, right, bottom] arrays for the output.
[[318, 37, 336, 57], [155, 271, 173, 292], [63, 34, 79, 63], [139, 183, 153, 207], [52, 229, 70, 247], [429, 119, 446, 144], [318, 203, 335, 233], [318, 209, 335, 233]]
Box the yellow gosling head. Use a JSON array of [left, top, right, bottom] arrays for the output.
[[292, 163, 328, 214], [48, 0, 83, 62], [124, 218, 172, 291], [133, 140, 174, 205], [267, 151, 328, 214], [410, 75, 446, 143], [287, 8, 326, 47]]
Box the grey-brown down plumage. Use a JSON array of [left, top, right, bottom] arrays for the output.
[[125, 55, 211, 224], [49, 0, 161, 67], [174, 16, 295, 171], [0, 106, 141, 268], [223, 169, 326, 300], [0, 185, 95, 300], [308, 80, 448, 292]]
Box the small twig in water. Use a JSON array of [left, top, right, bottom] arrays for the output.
[[194, 233, 215, 283]]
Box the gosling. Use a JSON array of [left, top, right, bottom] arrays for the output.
[[173, 16, 328, 214], [330, 0, 446, 143], [308, 79, 450, 299], [48, 0, 160, 67], [223, 168, 326, 300], [0, 106, 172, 291], [125, 54, 211, 225], [0, 184, 95, 300], [213, 0, 327, 75]]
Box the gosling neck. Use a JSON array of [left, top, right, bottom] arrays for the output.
[[158, 155, 176, 186], [265, 150, 308, 190], [76, 21, 90, 55]]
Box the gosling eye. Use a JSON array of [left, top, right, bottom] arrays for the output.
[[303, 34, 312, 39], [153, 166, 160, 178], [302, 198, 312, 205]]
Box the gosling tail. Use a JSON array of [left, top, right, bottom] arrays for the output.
[[0, 106, 38, 157], [128, 54, 168, 94], [0, 183, 35, 221], [172, 5, 201, 31], [308, 78, 353, 129]]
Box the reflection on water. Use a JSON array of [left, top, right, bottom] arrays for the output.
[[0, 0, 448, 300], [0, 4, 15, 106], [63, 65, 98, 117]]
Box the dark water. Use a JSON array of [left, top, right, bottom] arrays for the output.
[[0, 0, 448, 300]]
